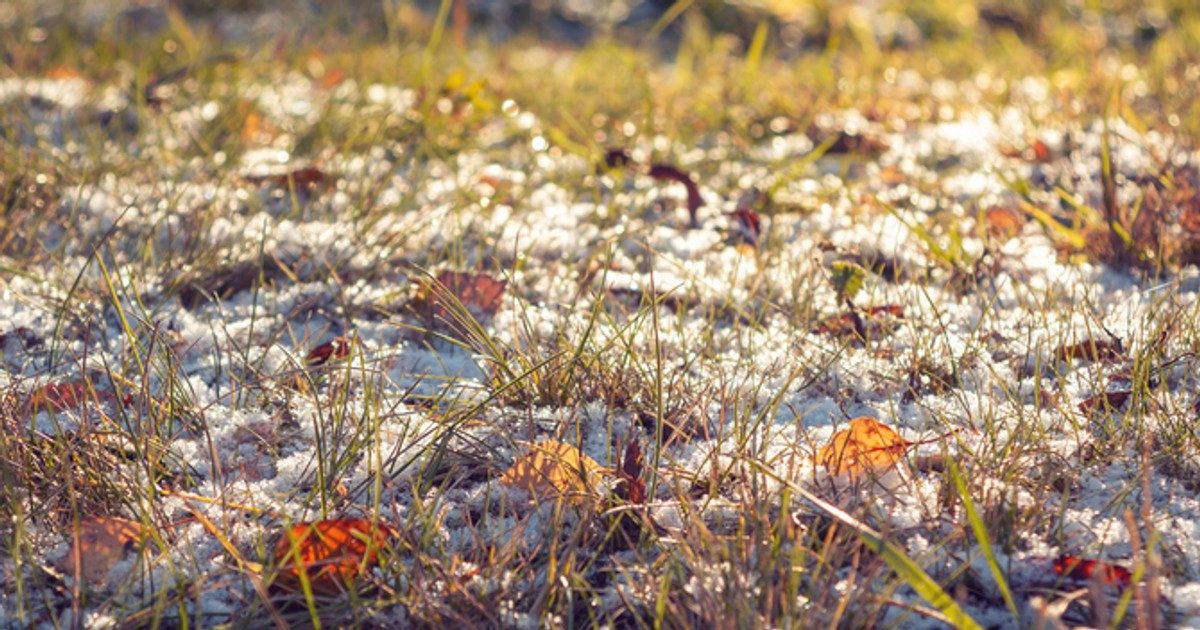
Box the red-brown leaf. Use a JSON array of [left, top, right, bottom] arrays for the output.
[[26, 381, 117, 414], [432, 270, 507, 320], [1054, 338, 1124, 363], [1078, 390, 1131, 414], [1053, 554, 1131, 588], [306, 336, 351, 367], [273, 518, 395, 594], [648, 163, 703, 227], [617, 439, 646, 505]]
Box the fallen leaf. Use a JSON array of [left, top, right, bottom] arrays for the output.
[[244, 165, 330, 190], [306, 336, 351, 367], [1054, 338, 1124, 363], [274, 518, 395, 595], [1053, 554, 1131, 588], [416, 270, 507, 327], [829, 260, 867, 302], [615, 439, 646, 505], [806, 122, 889, 155], [983, 206, 1025, 239], [813, 304, 904, 341], [1031, 139, 1053, 163], [26, 381, 118, 415], [648, 163, 703, 227], [817, 417, 911, 479], [729, 208, 762, 246], [1077, 390, 1131, 414], [499, 440, 605, 504], [601, 147, 633, 171], [63, 516, 146, 584]]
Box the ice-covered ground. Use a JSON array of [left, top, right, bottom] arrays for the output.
[[2, 63, 1200, 627]]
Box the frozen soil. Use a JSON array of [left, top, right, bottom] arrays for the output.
[[2, 22, 1200, 630]]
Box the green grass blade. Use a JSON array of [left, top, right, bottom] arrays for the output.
[[947, 458, 1020, 620]]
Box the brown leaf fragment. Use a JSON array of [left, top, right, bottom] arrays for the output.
[[813, 305, 904, 342], [1054, 338, 1124, 363], [806, 123, 888, 155], [601, 147, 633, 171], [648, 163, 703, 227], [244, 165, 330, 191], [306, 335, 351, 367], [1078, 390, 1131, 414], [63, 516, 146, 584], [414, 270, 507, 330], [25, 380, 119, 416], [1053, 554, 1132, 589], [616, 438, 646, 505], [729, 208, 762, 246], [984, 206, 1026, 239]]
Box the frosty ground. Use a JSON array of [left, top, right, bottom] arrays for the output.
[[3, 2, 1200, 628]]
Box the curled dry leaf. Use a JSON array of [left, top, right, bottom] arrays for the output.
[[499, 440, 605, 504], [1053, 554, 1132, 589], [648, 163, 703, 227], [63, 516, 146, 584], [817, 417, 911, 480], [306, 335, 351, 367], [273, 518, 396, 595], [616, 439, 646, 505]]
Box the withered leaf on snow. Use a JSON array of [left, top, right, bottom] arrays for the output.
[[816, 417, 911, 480], [306, 335, 352, 367], [499, 440, 606, 504], [615, 438, 646, 505], [62, 516, 146, 584], [25, 380, 128, 416]]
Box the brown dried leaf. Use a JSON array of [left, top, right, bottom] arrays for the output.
[[306, 335, 351, 367], [1078, 390, 1131, 414], [499, 440, 605, 504], [63, 516, 146, 584], [1054, 338, 1124, 363]]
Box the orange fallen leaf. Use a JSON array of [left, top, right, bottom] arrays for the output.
[[64, 516, 146, 584], [47, 66, 81, 80], [499, 440, 605, 504], [274, 518, 395, 595], [983, 206, 1025, 239], [817, 417, 911, 479]]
